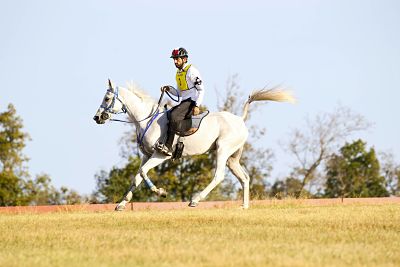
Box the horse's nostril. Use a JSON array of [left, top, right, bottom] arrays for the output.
[[101, 113, 110, 120]]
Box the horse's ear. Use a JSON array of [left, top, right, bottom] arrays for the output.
[[108, 79, 114, 91]]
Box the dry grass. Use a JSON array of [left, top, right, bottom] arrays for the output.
[[1, 203, 399, 267]]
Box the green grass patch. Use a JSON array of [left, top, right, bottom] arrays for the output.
[[1, 203, 399, 267]]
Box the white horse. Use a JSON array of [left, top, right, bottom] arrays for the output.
[[93, 80, 295, 210]]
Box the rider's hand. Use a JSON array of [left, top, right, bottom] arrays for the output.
[[192, 106, 200, 116], [161, 85, 170, 92]]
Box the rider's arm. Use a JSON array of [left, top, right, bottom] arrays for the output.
[[188, 66, 204, 106]]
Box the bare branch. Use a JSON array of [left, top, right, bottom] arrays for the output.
[[285, 104, 371, 196]]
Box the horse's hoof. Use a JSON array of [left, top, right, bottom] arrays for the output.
[[115, 203, 126, 211], [158, 188, 167, 198], [188, 201, 198, 207]]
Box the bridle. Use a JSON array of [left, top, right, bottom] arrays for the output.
[[101, 87, 127, 114], [101, 86, 165, 124], [99, 81, 181, 152], [98, 86, 131, 123]]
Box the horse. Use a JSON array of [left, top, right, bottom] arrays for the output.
[[93, 80, 295, 210]]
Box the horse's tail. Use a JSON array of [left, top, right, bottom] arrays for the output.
[[242, 86, 296, 121]]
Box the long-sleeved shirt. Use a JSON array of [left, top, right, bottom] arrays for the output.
[[173, 64, 205, 106]]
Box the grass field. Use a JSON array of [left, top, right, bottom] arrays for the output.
[[1, 203, 399, 267]]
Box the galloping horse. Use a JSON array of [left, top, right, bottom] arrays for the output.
[[93, 80, 295, 210]]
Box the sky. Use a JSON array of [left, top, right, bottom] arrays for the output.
[[1, 0, 399, 195]]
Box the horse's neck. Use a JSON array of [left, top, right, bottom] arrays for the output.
[[118, 87, 156, 127]]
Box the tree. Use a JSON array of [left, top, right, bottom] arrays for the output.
[[324, 139, 388, 198], [23, 174, 61, 205], [0, 104, 30, 175], [59, 186, 83, 205], [270, 177, 307, 199], [0, 104, 83, 206], [379, 152, 400, 196], [22, 173, 82, 205], [0, 172, 25, 206], [0, 104, 30, 206], [285, 105, 371, 197]]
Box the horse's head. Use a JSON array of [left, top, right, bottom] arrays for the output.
[[93, 79, 127, 124]]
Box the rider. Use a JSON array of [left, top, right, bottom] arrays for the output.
[[156, 47, 205, 156]]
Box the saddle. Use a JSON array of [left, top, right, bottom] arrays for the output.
[[166, 110, 209, 160], [169, 110, 210, 137]]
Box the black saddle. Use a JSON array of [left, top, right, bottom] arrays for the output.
[[169, 111, 210, 137]]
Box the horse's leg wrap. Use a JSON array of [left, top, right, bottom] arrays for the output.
[[115, 177, 138, 211], [140, 170, 167, 198], [123, 190, 133, 202]]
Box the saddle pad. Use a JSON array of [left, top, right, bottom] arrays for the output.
[[175, 110, 210, 137]]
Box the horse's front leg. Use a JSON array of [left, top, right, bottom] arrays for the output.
[[139, 152, 170, 197], [115, 172, 146, 211], [115, 153, 169, 211], [115, 155, 149, 211]]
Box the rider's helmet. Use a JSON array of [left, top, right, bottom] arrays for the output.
[[170, 47, 188, 58]]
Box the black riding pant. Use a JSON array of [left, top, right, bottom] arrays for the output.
[[165, 98, 195, 148]]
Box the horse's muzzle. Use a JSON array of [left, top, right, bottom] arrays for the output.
[[93, 115, 105, 124]]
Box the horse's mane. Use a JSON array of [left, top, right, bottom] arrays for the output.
[[126, 81, 156, 103], [126, 81, 175, 109]]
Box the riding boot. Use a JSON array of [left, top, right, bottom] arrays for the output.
[[156, 126, 173, 156], [165, 128, 174, 151]]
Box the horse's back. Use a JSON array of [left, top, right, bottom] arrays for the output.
[[172, 110, 247, 156]]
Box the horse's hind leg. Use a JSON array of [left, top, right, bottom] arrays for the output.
[[227, 149, 250, 209], [189, 143, 240, 207]]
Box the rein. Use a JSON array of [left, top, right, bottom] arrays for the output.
[[136, 90, 165, 122], [105, 87, 178, 148], [108, 89, 165, 124]]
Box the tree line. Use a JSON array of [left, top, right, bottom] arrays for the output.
[[0, 104, 82, 206], [1, 76, 399, 206]]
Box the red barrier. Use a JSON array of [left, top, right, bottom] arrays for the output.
[[0, 198, 399, 214]]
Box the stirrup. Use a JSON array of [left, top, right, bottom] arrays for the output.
[[155, 141, 164, 151], [156, 143, 172, 156]]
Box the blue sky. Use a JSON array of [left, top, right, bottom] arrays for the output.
[[1, 0, 399, 194]]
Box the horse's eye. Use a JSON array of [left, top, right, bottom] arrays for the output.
[[105, 97, 110, 102]]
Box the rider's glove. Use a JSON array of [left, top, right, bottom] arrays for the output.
[[161, 85, 171, 92]]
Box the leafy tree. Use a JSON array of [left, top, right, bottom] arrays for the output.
[[0, 172, 25, 206], [0, 104, 30, 206], [59, 186, 83, 205], [0, 104, 30, 174], [269, 177, 311, 199], [22, 173, 82, 205], [23, 174, 60, 205], [324, 139, 388, 198], [0, 104, 83, 206]]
